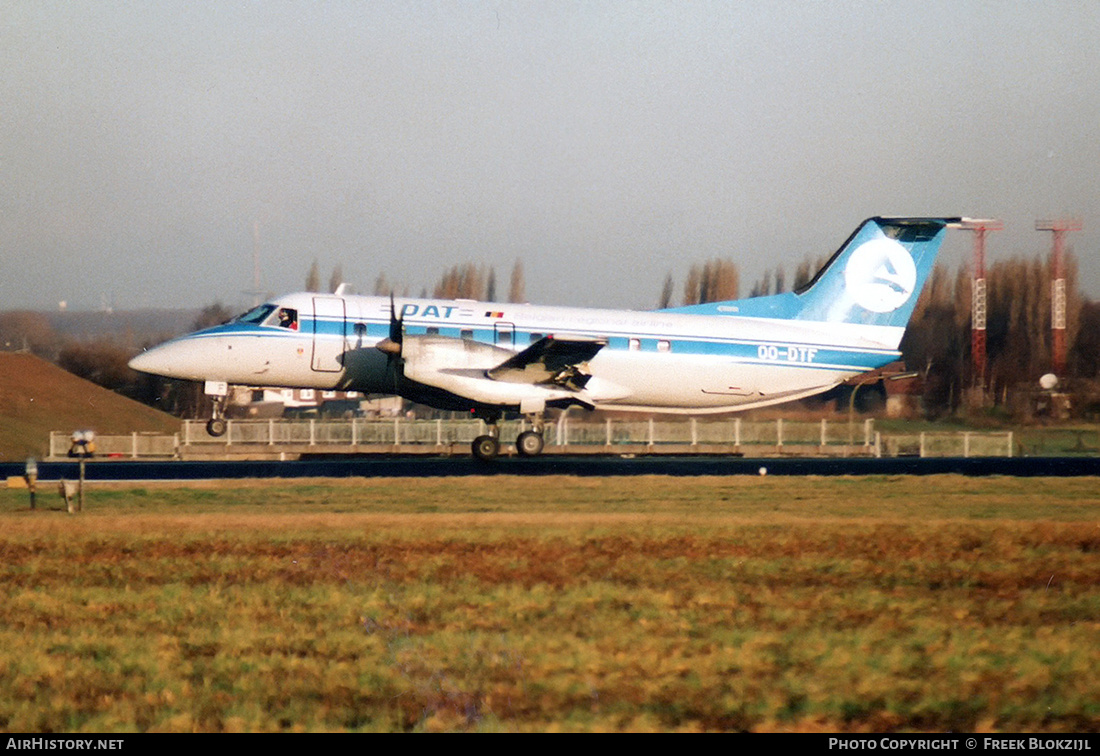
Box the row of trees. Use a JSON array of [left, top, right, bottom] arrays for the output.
[[656, 250, 1099, 415], [901, 255, 1097, 413], [429, 261, 527, 303], [305, 260, 527, 304], [303, 252, 803, 310], [658, 256, 827, 308]]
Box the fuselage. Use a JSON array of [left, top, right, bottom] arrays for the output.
[[130, 291, 903, 415]]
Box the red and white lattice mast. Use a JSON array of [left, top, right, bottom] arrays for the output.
[[959, 219, 1002, 392], [1035, 219, 1082, 378]]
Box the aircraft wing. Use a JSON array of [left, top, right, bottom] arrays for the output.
[[487, 336, 606, 390]]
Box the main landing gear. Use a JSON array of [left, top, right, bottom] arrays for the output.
[[516, 412, 546, 457], [516, 429, 545, 457], [470, 413, 547, 461], [471, 411, 503, 461], [471, 433, 500, 461]]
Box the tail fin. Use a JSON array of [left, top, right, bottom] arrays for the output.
[[785, 216, 956, 326], [665, 217, 958, 331]]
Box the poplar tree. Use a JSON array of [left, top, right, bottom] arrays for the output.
[[328, 264, 344, 294], [658, 273, 674, 309], [681, 259, 739, 305], [509, 260, 526, 303], [305, 260, 321, 293]]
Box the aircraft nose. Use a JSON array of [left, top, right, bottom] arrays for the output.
[[128, 341, 194, 379], [128, 346, 168, 375]]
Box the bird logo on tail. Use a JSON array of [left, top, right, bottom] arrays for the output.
[[843, 237, 917, 313]]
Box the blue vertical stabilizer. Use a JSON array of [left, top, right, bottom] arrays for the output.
[[663, 217, 957, 329]]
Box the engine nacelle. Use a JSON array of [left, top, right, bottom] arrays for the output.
[[400, 335, 573, 408]]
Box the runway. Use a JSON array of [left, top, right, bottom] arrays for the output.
[[3, 455, 1099, 481]]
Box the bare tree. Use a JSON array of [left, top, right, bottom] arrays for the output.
[[305, 260, 322, 293], [0, 311, 60, 358], [434, 263, 487, 300], [685, 259, 739, 304], [509, 259, 526, 303], [486, 267, 497, 302], [658, 272, 674, 309], [682, 265, 702, 306], [193, 302, 234, 330], [328, 264, 344, 294]]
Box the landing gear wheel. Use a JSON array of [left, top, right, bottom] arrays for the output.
[[206, 418, 228, 437], [471, 435, 500, 461], [516, 430, 545, 457]]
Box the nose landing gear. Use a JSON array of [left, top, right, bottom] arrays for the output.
[[203, 382, 229, 437], [206, 416, 228, 437]]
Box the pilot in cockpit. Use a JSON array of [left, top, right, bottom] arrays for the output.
[[277, 308, 299, 330]]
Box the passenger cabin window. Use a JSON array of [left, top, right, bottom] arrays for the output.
[[426, 327, 440, 335], [629, 338, 641, 351], [529, 333, 544, 343], [657, 340, 671, 353]]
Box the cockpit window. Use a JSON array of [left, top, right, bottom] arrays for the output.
[[276, 308, 299, 330], [233, 304, 277, 324], [232, 303, 300, 330]]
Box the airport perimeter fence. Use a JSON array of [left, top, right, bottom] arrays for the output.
[[177, 416, 881, 451], [46, 418, 1028, 460]]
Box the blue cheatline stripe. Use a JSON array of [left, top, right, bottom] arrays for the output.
[[197, 317, 894, 373], [323, 313, 898, 354]]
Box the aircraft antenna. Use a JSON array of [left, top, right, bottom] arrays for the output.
[[1035, 218, 1082, 378]]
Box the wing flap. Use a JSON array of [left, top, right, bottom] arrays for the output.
[[487, 336, 606, 390]]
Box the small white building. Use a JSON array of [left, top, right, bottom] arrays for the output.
[[228, 387, 403, 419]]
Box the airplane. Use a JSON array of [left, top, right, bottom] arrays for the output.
[[129, 216, 962, 460]]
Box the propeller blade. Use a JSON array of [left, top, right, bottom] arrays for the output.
[[376, 292, 403, 356], [389, 293, 403, 345]]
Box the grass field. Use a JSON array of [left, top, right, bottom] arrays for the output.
[[1, 475, 1099, 732], [0, 353, 180, 462]]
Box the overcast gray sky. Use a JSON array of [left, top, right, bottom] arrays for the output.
[[3, 1, 1098, 312]]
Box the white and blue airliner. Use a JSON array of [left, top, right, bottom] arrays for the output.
[[130, 216, 962, 459]]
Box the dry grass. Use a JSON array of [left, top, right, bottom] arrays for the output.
[[2, 475, 1099, 732]]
